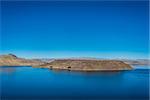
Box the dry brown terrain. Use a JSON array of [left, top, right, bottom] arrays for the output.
[[34, 59, 133, 71], [0, 54, 44, 66], [0, 54, 133, 71]]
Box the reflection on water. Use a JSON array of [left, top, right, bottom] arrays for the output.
[[51, 69, 122, 76], [0, 66, 17, 74], [0, 66, 149, 100]]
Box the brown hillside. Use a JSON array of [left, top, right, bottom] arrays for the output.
[[0, 54, 44, 66], [35, 59, 133, 71]]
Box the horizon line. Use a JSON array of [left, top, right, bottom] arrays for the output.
[[0, 52, 149, 60]]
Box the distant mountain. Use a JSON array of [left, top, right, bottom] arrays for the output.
[[120, 59, 150, 66], [32, 58, 55, 63]]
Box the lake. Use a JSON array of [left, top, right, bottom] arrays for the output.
[[0, 66, 149, 100]]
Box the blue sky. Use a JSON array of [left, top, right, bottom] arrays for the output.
[[1, 1, 149, 59]]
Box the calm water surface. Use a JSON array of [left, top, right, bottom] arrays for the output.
[[0, 66, 149, 100]]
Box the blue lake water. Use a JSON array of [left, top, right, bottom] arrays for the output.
[[0, 66, 149, 100]]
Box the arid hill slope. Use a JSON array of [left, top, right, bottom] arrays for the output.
[[0, 54, 44, 66], [35, 59, 133, 71]]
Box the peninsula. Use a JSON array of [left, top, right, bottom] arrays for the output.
[[0, 54, 133, 71]]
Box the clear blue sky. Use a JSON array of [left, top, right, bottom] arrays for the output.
[[1, 1, 149, 59]]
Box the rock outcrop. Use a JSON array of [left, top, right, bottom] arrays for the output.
[[35, 59, 133, 71], [0, 54, 44, 66]]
